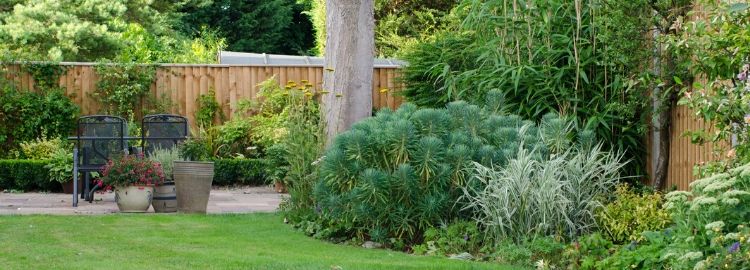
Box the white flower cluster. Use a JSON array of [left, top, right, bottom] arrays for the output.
[[689, 196, 718, 211], [704, 221, 725, 233], [678, 251, 704, 261]]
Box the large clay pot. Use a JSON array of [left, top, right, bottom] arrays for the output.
[[173, 161, 214, 213], [115, 185, 154, 213], [61, 180, 83, 194], [152, 181, 177, 213]]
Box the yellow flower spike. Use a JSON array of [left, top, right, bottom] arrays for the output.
[[301, 79, 309, 84], [319, 91, 330, 94], [305, 83, 313, 87], [379, 88, 389, 93], [335, 93, 343, 97]]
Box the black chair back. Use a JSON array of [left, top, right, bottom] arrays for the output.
[[76, 115, 127, 168], [142, 114, 188, 156]]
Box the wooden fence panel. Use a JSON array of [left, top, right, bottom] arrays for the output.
[[3, 63, 404, 129]]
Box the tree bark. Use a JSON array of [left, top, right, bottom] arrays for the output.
[[322, 0, 374, 144], [652, 97, 672, 190]]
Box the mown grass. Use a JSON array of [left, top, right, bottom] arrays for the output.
[[0, 213, 518, 270]]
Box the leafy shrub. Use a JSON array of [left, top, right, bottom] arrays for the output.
[[561, 233, 616, 270], [400, 0, 654, 178], [596, 185, 671, 244], [659, 163, 750, 268], [212, 158, 267, 186], [413, 220, 484, 256], [696, 223, 750, 270], [0, 86, 79, 156], [263, 143, 289, 185], [597, 231, 669, 270], [18, 137, 69, 160], [93, 62, 156, 119], [178, 136, 212, 161], [282, 83, 324, 219], [148, 147, 182, 181], [195, 88, 223, 128], [590, 162, 750, 270], [463, 141, 625, 244], [45, 147, 73, 184], [247, 78, 294, 149], [492, 236, 566, 268], [314, 92, 553, 244], [0, 159, 55, 191], [212, 118, 254, 158]]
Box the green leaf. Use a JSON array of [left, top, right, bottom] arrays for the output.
[[673, 76, 683, 85]]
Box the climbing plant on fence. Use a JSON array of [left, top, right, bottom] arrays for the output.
[[19, 62, 69, 91], [93, 61, 156, 119]]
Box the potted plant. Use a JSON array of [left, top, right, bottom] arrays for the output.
[[264, 144, 289, 193], [174, 138, 214, 213], [101, 154, 164, 213], [148, 147, 182, 213], [45, 148, 80, 194]]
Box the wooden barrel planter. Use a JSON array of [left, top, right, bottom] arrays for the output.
[[152, 181, 177, 213]]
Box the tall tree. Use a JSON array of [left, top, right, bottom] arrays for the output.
[[322, 0, 374, 142], [0, 0, 185, 61], [178, 0, 314, 55]]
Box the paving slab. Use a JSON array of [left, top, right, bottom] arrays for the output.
[[0, 186, 284, 215]]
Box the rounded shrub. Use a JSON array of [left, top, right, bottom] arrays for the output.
[[313, 90, 559, 245]]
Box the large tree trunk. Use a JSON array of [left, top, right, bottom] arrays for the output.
[[322, 0, 374, 144], [651, 25, 677, 190], [652, 98, 672, 190]]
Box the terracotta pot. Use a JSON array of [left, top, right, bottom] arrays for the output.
[[173, 161, 214, 214], [152, 181, 177, 213], [115, 185, 154, 213], [274, 181, 287, 193], [61, 180, 83, 194]]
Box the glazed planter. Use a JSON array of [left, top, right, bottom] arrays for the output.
[[115, 185, 154, 213], [173, 161, 214, 213], [152, 181, 178, 213]]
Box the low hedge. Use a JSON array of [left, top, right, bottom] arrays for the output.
[[0, 158, 268, 191], [0, 159, 57, 191], [212, 158, 268, 186]]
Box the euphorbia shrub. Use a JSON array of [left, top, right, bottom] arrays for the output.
[[313, 90, 589, 245]]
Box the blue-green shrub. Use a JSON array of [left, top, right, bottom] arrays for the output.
[[312, 91, 588, 245]]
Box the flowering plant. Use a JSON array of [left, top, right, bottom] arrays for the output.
[[100, 154, 165, 187]]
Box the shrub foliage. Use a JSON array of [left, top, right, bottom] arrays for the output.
[[314, 91, 571, 244]]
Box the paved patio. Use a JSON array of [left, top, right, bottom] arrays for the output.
[[0, 186, 284, 215]]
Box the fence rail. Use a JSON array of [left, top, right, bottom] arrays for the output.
[[1, 62, 724, 190]]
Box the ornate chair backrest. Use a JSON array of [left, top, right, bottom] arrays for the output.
[[142, 114, 188, 156], [77, 115, 127, 168]]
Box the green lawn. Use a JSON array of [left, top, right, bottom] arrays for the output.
[[0, 213, 518, 270]]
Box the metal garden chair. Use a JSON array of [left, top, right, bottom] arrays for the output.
[[71, 115, 127, 206], [141, 114, 188, 156]]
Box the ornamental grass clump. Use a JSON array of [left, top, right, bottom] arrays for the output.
[[462, 140, 625, 244], [101, 154, 165, 187], [313, 90, 587, 245]]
